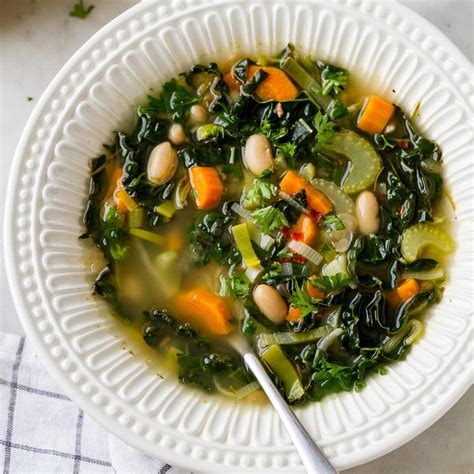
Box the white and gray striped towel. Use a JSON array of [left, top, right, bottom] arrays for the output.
[[0, 332, 190, 474]]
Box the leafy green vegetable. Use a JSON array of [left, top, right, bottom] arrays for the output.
[[251, 206, 289, 233], [320, 214, 345, 231], [310, 273, 351, 293], [70, 0, 94, 19], [288, 281, 320, 317], [145, 79, 199, 122], [314, 111, 336, 152], [243, 172, 278, 209], [220, 271, 251, 300], [319, 63, 349, 96]]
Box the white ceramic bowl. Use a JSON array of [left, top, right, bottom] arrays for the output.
[[5, 0, 473, 471]]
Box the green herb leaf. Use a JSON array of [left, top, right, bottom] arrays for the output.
[[320, 214, 345, 231], [320, 64, 349, 96], [277, 142, 297, 167], [251, 206, 289, 234], [314, 112, 336, 152], [309, 273, 351, 294], [288, 281, 320, 317], [102, 206, 128, 262], [220, 271, 251, 300], [70, 0, 95, 19], [243, 173, 278, 209]]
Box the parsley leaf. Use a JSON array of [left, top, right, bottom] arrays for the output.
[[320, 214, 345, 231], [314, 112, 336, 152], [320, 64, 349, 96], [277, 142, 297, 167], [144, 79, 199, 123], [70, 0, 95, 19], [251, 206, 289, 234], [309, 273, 351, 294], [220, 271, 251, 299], [288, 281, 320, 317], [259, 118, 289, 142], [243, 172, 278, 209]]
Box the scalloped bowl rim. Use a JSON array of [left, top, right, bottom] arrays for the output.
[[4, 0, 473, 471]]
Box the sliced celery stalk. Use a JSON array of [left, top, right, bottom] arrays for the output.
[[401, 223, 455, 263], [129, 228, 166, 246], [261, 344, 305, 403], [128, 207, 144, 228], [231, 223, 260, 268], [323, 130, 382, 194], [115, 189, 138, 211], [258, 325, 331, 348]]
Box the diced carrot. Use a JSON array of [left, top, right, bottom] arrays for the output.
[[174, 287, 233, 336], [280, 170, 332, 215], [189, 166, 224, 210], [106, 167, 128, 213], [224, 71, 240, 91], [247, 65, 298, 102], [385, 278, 420, 307], [286, 306, 302, 323], [291, 214, 319, 246], [357, 95, 395, 134], [307, 277, 326, 299]]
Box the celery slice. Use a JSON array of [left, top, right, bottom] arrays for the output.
[[231, 223, 260, 268], [128, 207, 144, 228], [401, 223, 455, 263], [258, 325, 331, 348], [261, 344, 305, 403], [311, 178, 354, 215], [129, 228, 166, 246], [323, 130, 382, 194]]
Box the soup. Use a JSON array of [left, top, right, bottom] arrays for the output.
[[82, 44, 454, 404]]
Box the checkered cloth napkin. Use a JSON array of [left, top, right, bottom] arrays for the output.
[[0, 332, 190, 473]]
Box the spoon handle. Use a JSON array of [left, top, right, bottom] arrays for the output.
[[244, 352, 338, 474]]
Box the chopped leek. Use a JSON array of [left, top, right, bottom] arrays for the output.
[[317, 327, 344, 352], [287, 240, 323, 265], [401, 223, 455, 263], [322, 253, 348, 277], [213, 379, 261, 399], [128, 207, 144, 228], [231, 202, 255, 223], [403, 267, 445, 281], [231, 223, 260, 268], [261, 344, 305, 403], [247, 223, 275, 252], [155, 200, 176, 219], [174, 175, 191, 209], [129, 228, 166, 246], [383, 319, 423, 354], [258, 325, 331, 348], [323, 130, 382, 194]]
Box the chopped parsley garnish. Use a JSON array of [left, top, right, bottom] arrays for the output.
[[243, 171, 278, 209], [309, 273, 351, 294], [320, 214, 345, 231], [70, 0, 95, 19], [251, 206, 289, 234], [314, 112, 336, 152], [220, 271, 251, 300]]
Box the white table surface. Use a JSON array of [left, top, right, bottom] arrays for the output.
[[0, 1, 472, 472]]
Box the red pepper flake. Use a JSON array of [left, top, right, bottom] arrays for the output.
[[308, 209, 323, 223], [291, 231, 303, 241], [396, 140, 410, 149], [291, 255, 306, 264], [279, 257, 292, 264], [281, 226, 291, 239]]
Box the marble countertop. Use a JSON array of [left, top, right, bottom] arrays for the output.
[[0, 1, 472, 472]]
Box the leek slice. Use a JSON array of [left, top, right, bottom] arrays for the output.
[[115, 189, 138, 211], [258, 325, 331, 348], [247, 223, 275, 251], [401, 223, 455, 263], [231, 223, 260, 268], [322, 253, 348, 277], [129, 228, 166, 246], [402, 267, 445, 281], [383, 319, 423, 354], [213, 379, 261, 399], [323, 130, 382, 194], [261, 344, 305, 403], [287, 240, 323, 265]]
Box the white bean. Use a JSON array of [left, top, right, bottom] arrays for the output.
[[189, 104, 208, 125], [253, 284, 287, 324], [355, 190, 380, 235], [168, 123, 186, 145], [243, 134, 274, 176], [147, 141, 178, 185]]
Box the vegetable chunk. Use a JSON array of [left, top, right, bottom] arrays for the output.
[[357, 95, 395, 134], [189, 166, 224, 210], [174, 287, 233, 335], [247, 65, 298, 102]]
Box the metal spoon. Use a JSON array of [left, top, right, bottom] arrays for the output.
[[229, 335, 338, 474]]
